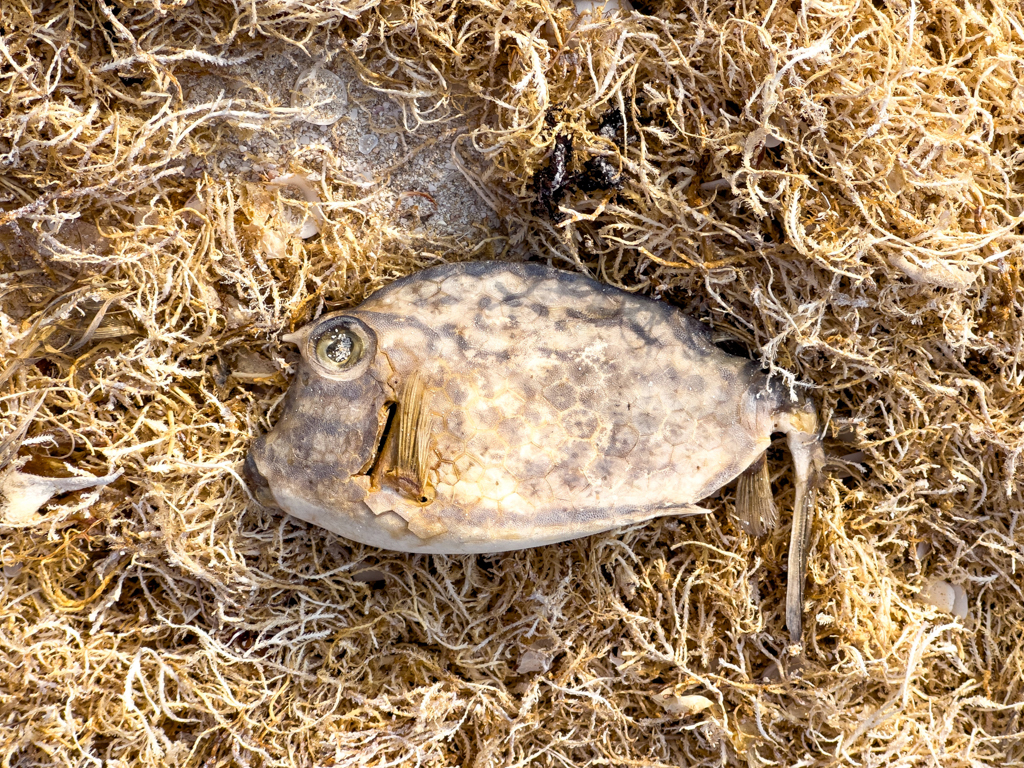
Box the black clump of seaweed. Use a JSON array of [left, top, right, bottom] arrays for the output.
[[532, 108, 627, 219], [578, 157, 622, 193], [533, 134, 577, 220], [594, 108, 625, 144], [580, 109, 625, 191]]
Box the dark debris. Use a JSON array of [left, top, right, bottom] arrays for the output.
[[532, 108, 627, 219], [534, 134, 577, 220]]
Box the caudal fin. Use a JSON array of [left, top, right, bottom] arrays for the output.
[[779, 403, 825, 646]]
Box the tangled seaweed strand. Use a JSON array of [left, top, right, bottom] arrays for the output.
[[1, 0, 1023, 766]]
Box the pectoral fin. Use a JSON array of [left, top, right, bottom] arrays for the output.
[[374, 372, 435, 504], [396, 372, 433, 500]]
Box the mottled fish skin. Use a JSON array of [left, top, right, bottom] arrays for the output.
[[246, 261, 823, 640]]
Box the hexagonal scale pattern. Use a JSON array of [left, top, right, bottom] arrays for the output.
[[256, 261, 783, 554]]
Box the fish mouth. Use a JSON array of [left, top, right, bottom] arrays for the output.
[[243, 441, 279, 509], [357, 400, 397, 482]]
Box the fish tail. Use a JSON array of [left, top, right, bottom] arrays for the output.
[[779, 401, 825, 647]]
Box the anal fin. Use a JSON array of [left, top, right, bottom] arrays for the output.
[[735, 452, 777, 537]]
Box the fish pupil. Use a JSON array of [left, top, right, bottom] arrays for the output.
[[325, 333, 353, 363]]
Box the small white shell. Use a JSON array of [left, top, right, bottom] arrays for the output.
[[516, 649, 553, 674], [575, 0, 630, 14], [266, 174, 326, 240], [699, 178, 732, 193], [292, 64, 348, 126], [916, 579, 955, 612], [358, 134, 379, 155], [889, 253, 976, 291], [950, 583, 969, 620], [653, 691, 715, 717], [916, 578, 968, 619], [1, 466, 122, 525]]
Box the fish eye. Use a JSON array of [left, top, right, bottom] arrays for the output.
[[303, 315, 377, 380], [300, 314, 376, 380], [314, 325, 364, 369]]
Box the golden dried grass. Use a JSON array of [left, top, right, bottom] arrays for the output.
[[1, 0, 1023, 765]]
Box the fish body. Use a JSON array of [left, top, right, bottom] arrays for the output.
[[245, 261, 823, 640]]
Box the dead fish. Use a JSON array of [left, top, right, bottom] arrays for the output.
[[245, 261, 824, 642]]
